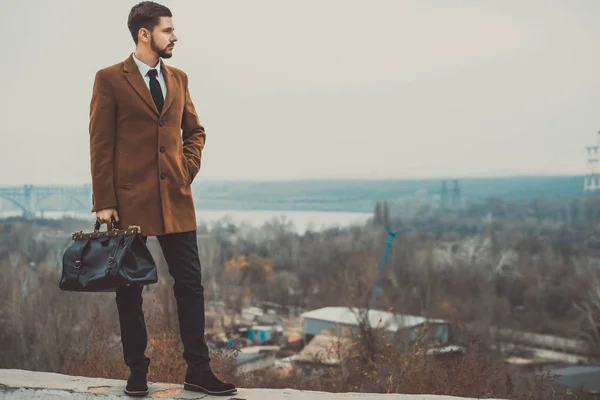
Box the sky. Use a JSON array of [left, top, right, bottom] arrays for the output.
[[1, 0, 600, 185]]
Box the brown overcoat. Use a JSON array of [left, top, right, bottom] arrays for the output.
[[89, 54, 205, 236]]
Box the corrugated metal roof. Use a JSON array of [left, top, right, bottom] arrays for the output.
[[300, 307, 447, 332], [552, 366, 600, 393], [553, 366, 600, 376]]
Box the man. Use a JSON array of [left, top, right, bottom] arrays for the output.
[[89, 1, 236, 397]]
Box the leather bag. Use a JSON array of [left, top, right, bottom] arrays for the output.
[[60, 218, 157, 292]]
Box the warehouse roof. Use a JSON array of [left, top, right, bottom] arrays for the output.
[[301, 307, 447, 332]]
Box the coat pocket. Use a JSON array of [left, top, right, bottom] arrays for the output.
[[178, 147, 191, 187], [116, 152, 131, 188], [179, 157, 191, 187]]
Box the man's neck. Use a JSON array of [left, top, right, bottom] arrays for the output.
[[133, 49, 160, 68]]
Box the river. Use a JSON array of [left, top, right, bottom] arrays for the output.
[[0, 209, 372, 233]]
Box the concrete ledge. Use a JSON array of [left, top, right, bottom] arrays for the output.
[[0, 369, 502, 399]]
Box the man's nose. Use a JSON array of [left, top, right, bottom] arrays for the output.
[[172, 34, 178, 42]]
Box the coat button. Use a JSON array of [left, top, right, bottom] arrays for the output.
[[160, 146, 165, 153], [160, 173, 166, 180], [159, 121, 165, 127]]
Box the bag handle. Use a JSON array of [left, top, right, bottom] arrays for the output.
[[94, 216, 119, 232]]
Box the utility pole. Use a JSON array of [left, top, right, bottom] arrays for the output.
[[440, 180, 449, 210], [452, 179, 462, 210], [584, 130, 600, 194]]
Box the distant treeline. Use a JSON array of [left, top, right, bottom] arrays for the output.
[[193, 175, 586, 212]]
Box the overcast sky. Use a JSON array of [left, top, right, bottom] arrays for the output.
[[1, 0, 600, 185]]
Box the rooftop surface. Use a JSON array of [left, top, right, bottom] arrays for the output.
[[301, 307, 447, 332], [550, 366, 600, 393], [0, 369, 504, 400]]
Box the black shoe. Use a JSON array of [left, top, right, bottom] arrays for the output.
[[124, 370, 149, 397], [184, 368, 237, 396]]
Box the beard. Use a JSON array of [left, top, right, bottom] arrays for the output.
[[150, 36, 173, 59]]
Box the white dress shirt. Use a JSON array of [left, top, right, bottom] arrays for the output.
[[132, 52, 167, 99]]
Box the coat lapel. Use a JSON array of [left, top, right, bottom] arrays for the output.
[[123, 55, 160, 116], [161, 63, 176, 117]]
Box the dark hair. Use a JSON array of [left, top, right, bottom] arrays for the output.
[[127, 1, 172, 44]]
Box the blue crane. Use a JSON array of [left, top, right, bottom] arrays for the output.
[[369, 223, 408, 309]]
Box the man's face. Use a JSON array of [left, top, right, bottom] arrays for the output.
[[150, 16, 177, 59]]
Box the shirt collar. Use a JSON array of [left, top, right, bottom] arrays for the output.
[[132, 52, 163, 79]]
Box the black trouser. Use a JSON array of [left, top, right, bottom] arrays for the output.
[[115, 230, 210, 374]]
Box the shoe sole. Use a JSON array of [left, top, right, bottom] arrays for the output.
[[184, 381, 238, 396], [124, 388, 149, 397]]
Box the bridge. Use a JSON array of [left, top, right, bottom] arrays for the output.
[[0, 185, 92, 218]]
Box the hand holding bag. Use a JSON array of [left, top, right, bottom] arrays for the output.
[[60, 218, 158, 292]]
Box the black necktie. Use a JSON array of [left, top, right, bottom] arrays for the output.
[[147, 69, 164, 113]]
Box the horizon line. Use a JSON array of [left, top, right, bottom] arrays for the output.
[[0, 173, 586, 187]]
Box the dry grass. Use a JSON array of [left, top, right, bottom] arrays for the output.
[[283, 326, 593, 399], [59, 318, 593, 399], [1, 218, 598, 399]]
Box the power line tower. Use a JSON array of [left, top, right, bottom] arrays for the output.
[[452, 179, 462, 210], [584, 130, 600, 194], [440, 180, 449, 210]]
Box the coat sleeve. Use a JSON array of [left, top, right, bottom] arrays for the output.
[[89, 70, 117, 212], [181, 72, 206, 184]]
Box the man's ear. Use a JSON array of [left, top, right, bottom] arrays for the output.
[[138, 28, 150, 43]]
